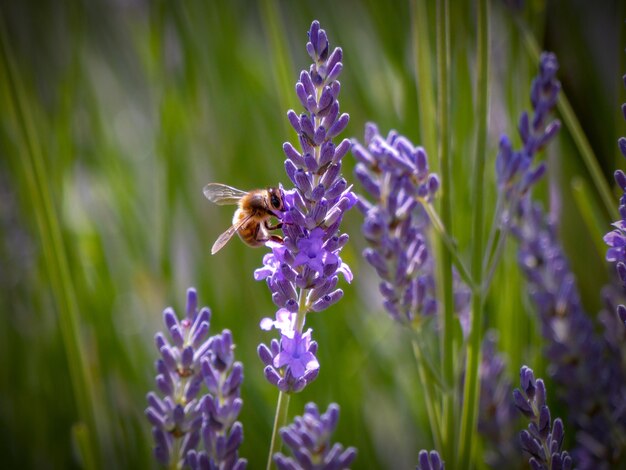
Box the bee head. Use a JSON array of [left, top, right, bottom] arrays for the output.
[[267, 187, 284, 212]]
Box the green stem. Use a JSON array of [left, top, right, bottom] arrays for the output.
[[435, 0, 456, 462], [517, 19, 617, 221], [266, 391, 291, 470], [422, 202, 475, 291], [411, 0, 437, 158], [412, 336, 443, 451], [458, 0, 489, 467]]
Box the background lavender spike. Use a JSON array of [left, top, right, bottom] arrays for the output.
[[513, 366, 572, 470], [145, 288, 213, 467], [256, 20, 356, 392], [186, 330, 247, 470], [352, 123, 470, 329], [495, 52, 561, 203], [273, 402, 356, 470]]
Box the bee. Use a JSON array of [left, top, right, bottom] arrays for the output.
[[203, 183, 285, 255]]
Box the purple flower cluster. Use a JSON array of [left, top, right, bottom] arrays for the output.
[[186, 330, 247, 470], [604, 73, 626, 328], [416, 450, 444, 470], [351, 123, 440, 325], [273, 402, 356, 470], [513, 366, 572, 470], [512, 198, 626, 467], [256, 20, 356, 392], [496, 52, 561, 202], [145, 288, 246, 468]]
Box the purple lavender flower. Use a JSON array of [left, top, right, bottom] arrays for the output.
[[513, 366, 572, 470], [146, 289, 246, 469], [145, 288, 213, 467], [495, 52, 561, 201], [416, 450, 444, 470], [512, 198, 626, 467], [351, 123, 440, 325], [186, 330, 247, 470], [604, 72, 626, 328], [256, 20, 356, 392], [352, 123, 471, 330], [273, 402, 356, 470]]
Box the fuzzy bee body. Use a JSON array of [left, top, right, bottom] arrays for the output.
[[203, 183, 284, 254]]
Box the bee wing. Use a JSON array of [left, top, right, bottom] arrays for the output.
[[211, 213, 254, 255], [203, 183, 248, 205]]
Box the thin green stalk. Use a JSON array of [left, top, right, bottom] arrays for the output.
[[517, 19, 617, 221], [260, 0, 296, 129], [435, 0, 456, 462], [422, 202, 475, 291], [266, 391, 291, 470], [458, 0, 489, 467], [0, 15, 100, 469], [412, 336, 443, 452], [411, 0, 437, 157], [571, 177, 610, 260]]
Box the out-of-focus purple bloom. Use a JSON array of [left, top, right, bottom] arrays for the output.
[[273, 403, 356, 470], [416, 450, 444, 470], [477, 332, 520, 468], [145, 289, 246, 469], [496, 52, 561, 201], [352, 123, 470, 329], [513, 198, 626, 468], [145, 288, 212, 467], [513, 366, 572, 470], [187, 330, 247, 470], [256, 20, 355, 392]]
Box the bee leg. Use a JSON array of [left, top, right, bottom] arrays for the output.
[[265, 221, 283, 230], [268, 235, 284, 243]]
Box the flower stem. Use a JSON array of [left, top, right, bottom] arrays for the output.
[[412, 336, 443, 451], [458, 0, 489, 467], [435, 0, 456, 462], [266, 390, 291, 470]]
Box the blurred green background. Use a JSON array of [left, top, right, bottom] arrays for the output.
[[1, 0, 624, 468]]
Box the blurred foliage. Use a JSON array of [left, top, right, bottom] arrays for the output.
[[0, 0, 624, 468]]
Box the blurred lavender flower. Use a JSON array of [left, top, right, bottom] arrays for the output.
[[351, 123, 470, 330], [477, 332, 520, 468], [416, 450, 444, 470], [186, 330, 247, 470], [495, 52, 561, 204], [513, 198, 626, 467], [256, 20, 356, 392], [145, 288, 246, 468], [145, 288, 210, 466], [604, 72, 626, 328], [513, 366, 572, 470], [273, 402, 356, 470], [352, 123, 439, 326]]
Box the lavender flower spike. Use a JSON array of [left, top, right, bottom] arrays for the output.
[[186, 329, 247, 470], [496, 52, 561, 201], [513, 366, 572, 470], [145, 288, 212, 467], [256, 20, 356, 392], [273, 402, 357, 470], [603, 71, 626, 328], [352, 123, 472, 327]]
